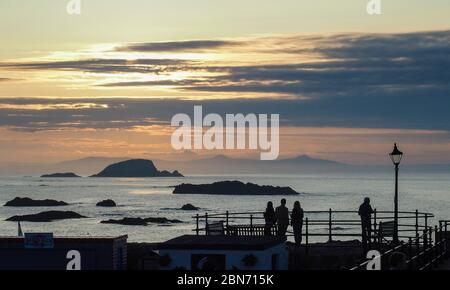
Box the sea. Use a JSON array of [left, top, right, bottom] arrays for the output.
[[0, 171, 449, 243]]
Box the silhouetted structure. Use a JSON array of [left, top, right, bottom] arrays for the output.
[[0, 235, 127, 270]]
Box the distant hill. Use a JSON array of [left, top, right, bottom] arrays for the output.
[[154, 154, 351, 174], [4, 154, 450, 176], [90, 159, 183, 178], [53, 157, 130, 175]]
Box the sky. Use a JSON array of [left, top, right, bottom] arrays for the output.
[[1, 0, 450, 165]]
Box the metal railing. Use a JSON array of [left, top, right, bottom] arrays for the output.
[[351, 220, 450, 270], [193, 209, 434, 245]]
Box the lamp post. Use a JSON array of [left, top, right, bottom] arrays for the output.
[[389, 143, 403, 244]]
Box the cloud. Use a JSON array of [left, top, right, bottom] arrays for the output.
[[1, 30, 449, 132], [1, 96, 450, 133], [0, 77, 14, 82], [117, 40, 243, 52], [0, 58, 194, 74]]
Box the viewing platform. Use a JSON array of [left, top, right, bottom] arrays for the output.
[[190, 210, 450, 270]]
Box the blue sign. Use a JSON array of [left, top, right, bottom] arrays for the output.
[[24, 233, 54, 249]]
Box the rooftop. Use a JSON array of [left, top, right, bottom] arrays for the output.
[[158, 235, 286, 251]]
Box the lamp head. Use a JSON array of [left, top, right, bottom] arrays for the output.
[[389, 143, 403, 166]]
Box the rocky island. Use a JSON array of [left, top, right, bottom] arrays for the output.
[[96, 199, 117, 207], [6, 211, 86, 222], [4, 197, 68, 207], [181, 204, 200, 211], [101, 217, 183, 226], [41, 172, 80, 178], [90, 159, 183, 178], [173, 180, 300, 195]]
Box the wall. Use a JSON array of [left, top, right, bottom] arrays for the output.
[[159, 244, 288, 270]]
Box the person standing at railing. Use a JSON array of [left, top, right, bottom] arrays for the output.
[[358, 197, 374, 248], [264, 201, 277, 236], [291, 201, 304, 245], [276, 198, 289, 236]]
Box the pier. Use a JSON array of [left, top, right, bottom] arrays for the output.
[[193, 210, 450, 270]]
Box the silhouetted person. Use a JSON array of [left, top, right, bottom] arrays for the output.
[[358, 197, 374, 247], [264, 201, 277, 236], [276, 199, 289, 236], [291, 201, 304, 245]]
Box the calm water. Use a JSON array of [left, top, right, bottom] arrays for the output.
[[0, 171, 449, 242]]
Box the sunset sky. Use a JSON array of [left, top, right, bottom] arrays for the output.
[[1, 0, 450, 165]]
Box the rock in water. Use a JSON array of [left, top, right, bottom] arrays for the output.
[[6, 211, 86, 222], [41, 172, 80, 178], [173, 180, 300, 195], [145, 217, 183, 224], [181, 204, 199, 211], [96, 199, 117, 207], [4, 197, 68, 207], [90, 159, 183, 178], [101, 217, 183, 226], [101, 217, 148, 226]]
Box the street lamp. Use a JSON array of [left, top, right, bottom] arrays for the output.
[[389, 143, 403, 244]]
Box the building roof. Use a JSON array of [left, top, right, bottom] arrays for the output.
[[0, 235, 128, 243], [158, 235, 286, 251]]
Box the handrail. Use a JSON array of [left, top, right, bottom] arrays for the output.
[[196, 210, 434, 218], [193, 209, 435, 249], [351, 220, 449, 270]]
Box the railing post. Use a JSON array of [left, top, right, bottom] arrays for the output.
[[415, 234, 420, 270], [438, 222, 443, 262], [328, 208, 332, 242], [443, 221, 449, 258], [373, 209, 377, 244], [423, 229, 428, 249], [408, 237, 413, 270], [429, 227, 433, 268], [226, 211, 229, 235], [425, 213, 428, 231], [415, 209, 419, 238], [250, 214, 253, 236], [196, 213, 199, 235], [434, 225, 439, 266], [305, 217, 309, 254], [429, 227, 433, 247], [205, 212, 208, 235], [423, 228, 428, 267], [439, 221, 443, 256]]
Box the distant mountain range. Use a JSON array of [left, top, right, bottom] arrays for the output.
[[2, 154, 450, 176], [154, 154, 350, 175]]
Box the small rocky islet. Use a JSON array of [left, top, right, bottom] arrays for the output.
[[41, 172, 81, 178], [6, 211, 87, 222], [100, 217, 183, 226], [4, 197, 68, 207], [180, 204, 200, 211], [173, 180, 300, 195], [96, 199, 117, 207]]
